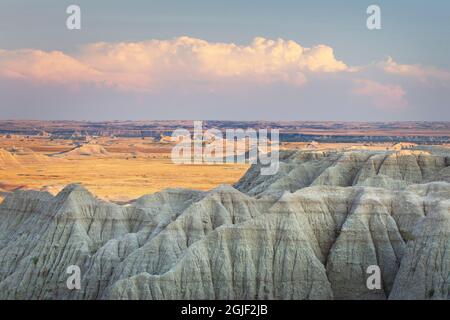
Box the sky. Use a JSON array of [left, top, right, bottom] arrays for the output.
[[0, 0, 449, 121]]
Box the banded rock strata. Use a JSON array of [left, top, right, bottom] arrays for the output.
[[0, 150, 449, 299]]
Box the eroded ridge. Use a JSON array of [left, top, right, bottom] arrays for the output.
[[0, 150, 449, 300]]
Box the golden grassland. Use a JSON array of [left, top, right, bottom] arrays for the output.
[[0, 136, 249, 203], [0, 157, 248, 202], [1, 135, 447, 204]]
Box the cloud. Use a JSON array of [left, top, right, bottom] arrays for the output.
[[382, 57, 450, 83], [2, 36, 449, 120], [0, 49, 102, 87], [352, 79, 407, 110], [0, 37, 348, 91]]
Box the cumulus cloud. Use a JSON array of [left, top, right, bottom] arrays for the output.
[[0, 49, 102, 87], [0, 37, 348, 91], [352, 79, 407, 110], [382, 56, 450, 83], [2, 36, 449, 119]]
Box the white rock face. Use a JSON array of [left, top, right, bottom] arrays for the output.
[[0, 150, 449, 300]]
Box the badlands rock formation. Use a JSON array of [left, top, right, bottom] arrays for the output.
[[0, 147, 50, 167], [0, 150, 449, 300], [0, 148, 20, 167], [53, 144, 110, 158]]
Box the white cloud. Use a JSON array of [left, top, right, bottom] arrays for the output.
[[0, 37, 348, 91], [2, 37, 449, 118], [382, 56, 450, 83]]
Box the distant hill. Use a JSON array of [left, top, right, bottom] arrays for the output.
[[0, 120, 449, 143], [53, 144, 110, 158]]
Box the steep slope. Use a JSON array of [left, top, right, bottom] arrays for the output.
[[0, 150, 448, 300], [235, 150, 450, 197]]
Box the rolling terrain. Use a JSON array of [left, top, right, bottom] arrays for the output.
[[0, 136, 248, 203], [0, 149, 449, 299]]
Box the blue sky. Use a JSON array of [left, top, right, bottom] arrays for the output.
[[0, 0, 449, 121]]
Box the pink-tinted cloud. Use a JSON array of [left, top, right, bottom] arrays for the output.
[[2, 36, 449, 118], [0, 37, 348, 92], [0, 49, 102, 87], [352, 79, 407, 110], [382, 57, 450, 83]]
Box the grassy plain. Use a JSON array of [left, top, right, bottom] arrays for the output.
[[1, 135, 447, 203], [0, 136, 249, 203]]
